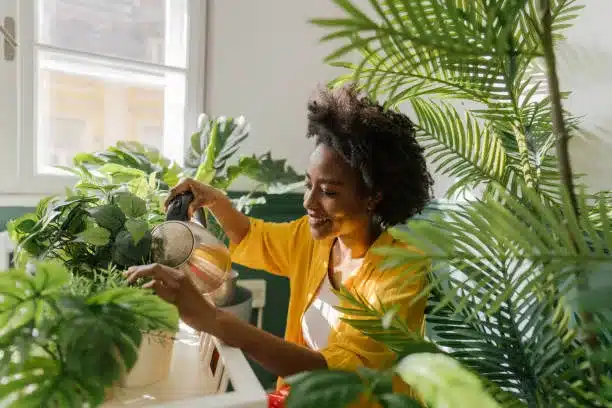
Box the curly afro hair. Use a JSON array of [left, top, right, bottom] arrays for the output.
[[306, 85, 434, 227]]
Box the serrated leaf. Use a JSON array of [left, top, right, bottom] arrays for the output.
[[88, 205, 126, 233], [125, 219, 149, 244], [77, 226, 110, 246], [114, 192, 147, 218]]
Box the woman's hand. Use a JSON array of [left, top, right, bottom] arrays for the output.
[[124, 263, 218, 334], [165, 178, 226, 219]]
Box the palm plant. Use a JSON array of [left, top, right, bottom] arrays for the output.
[[287, 1, 611, 407]]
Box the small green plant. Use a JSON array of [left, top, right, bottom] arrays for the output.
[[0, 260, 179, 407], [8, 182, 158, 291], [185, 114, 303, 211]]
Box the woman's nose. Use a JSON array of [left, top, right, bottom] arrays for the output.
[[303, 189, 317, 210]]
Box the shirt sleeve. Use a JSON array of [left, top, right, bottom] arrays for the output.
[[228, 216, 309, 278]]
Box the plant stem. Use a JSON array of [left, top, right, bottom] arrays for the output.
[[539, 0, 600, 387], [539, 1, 578, 211]]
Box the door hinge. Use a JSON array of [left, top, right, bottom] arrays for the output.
[[1, 16, 17, 61]]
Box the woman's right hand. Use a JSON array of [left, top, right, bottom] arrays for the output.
[[165, 178, 226, 219]]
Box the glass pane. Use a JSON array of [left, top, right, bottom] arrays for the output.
[[37, 55, 170, 171], [38, 0, 187, 67]]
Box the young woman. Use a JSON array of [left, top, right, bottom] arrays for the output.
[[125, 85, 433, 400]]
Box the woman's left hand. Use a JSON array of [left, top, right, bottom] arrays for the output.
[[124, 263, 218, 334]]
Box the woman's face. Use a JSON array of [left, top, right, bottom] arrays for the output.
[[303, 143, 375, 240]]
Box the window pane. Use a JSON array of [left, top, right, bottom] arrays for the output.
[[37, 56, 168, 171], [38, 0, 187, 67]]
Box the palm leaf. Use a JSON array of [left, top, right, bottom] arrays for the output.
[[410, 98, 510, 199]]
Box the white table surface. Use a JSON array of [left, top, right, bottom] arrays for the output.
[[102, 324, 216, 407]]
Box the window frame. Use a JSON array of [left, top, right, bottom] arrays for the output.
[[0, 0, 207, 206]]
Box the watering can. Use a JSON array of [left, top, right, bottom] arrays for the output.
[[150, 191, 237, 306]]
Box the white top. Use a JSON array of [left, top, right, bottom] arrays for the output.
[[301, 274, 341, 350], [302, 251, 364, 350]]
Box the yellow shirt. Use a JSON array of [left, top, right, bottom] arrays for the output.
[[229, 216, 428, 401]]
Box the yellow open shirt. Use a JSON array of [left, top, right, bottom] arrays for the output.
[[229, 215, 428, 398]]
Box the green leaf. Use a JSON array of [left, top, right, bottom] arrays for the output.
[[112, 230, 152, 267], [77, 226, 111, 246], [97, 163, 147, 183], [395, 353, 501, 408], [114, 192, 147, 218], [188, 115, 250, 184], [238, 152, 303, 188], [87, 204, 126, 234], [285, 370, 365, 408], [125, 219, 150, 244], [88, 287, 179, 333]]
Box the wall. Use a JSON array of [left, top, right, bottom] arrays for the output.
[[203, 0, 452, 198], [556, 0, 612, 192]]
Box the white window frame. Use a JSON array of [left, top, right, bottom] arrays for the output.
[[0, 0, 207, 206]]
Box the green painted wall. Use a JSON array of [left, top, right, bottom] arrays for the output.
[[0, 192, 305, 390]]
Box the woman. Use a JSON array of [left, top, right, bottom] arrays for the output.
[[125, 86, 433, 398]]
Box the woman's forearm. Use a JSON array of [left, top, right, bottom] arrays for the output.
[[210, 309, 328, 378], [208, 195, 251, 245]]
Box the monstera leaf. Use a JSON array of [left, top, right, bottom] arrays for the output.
[[0, 261, 178, 408]]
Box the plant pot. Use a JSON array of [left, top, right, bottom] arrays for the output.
[[209, 270, 239, 307], [120, 331, 175, 388], [218, 285, 253, 323]]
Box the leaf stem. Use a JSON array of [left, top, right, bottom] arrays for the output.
[[539, 0, 600, 388]]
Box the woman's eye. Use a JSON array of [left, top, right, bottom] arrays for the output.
[[305, 181, 312, 190], [322, 190, 337, 197]]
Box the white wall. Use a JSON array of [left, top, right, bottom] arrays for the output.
[[557, 1, 612, 193], [204, 0, 611, 195], [204, 0, 349, 192]]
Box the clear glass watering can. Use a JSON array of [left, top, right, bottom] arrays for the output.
[[150, 191, 235, 302]]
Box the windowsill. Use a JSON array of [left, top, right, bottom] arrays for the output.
[[0, 194, 48, 207]]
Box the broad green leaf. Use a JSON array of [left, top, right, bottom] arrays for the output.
[[77, 226, 111, 246], [125, 219, 150, 244], [88, 204, 126, 233], [395, 353, 501, 408], [285, 370, 365, 408], [114, 192, 147, 218], [88, 287, 179, 332], [97, 163, 147, 183]]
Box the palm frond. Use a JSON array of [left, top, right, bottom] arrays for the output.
[[411, 98, 510, 199]]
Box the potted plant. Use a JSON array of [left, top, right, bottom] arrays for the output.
[[0, 259, 179, 407], [4, 112, 303, 403], [286, 1, 611, 407], [7, 167, 179, 389]]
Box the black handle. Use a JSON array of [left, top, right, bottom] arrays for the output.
[[165, 192, 194, 222], [165, 191, 208, 227]]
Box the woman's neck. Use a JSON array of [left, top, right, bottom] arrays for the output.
[[336, 221, 382, 259]]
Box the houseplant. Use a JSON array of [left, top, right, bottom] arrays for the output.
[[3, 112, 303, 404], [287, 1, 611, 407], [0, 259, 179, 407]]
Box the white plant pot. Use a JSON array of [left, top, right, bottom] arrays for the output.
[[121, 331, 175, 388]]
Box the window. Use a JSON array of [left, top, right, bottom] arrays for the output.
[[0, 0, 206, 203]]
